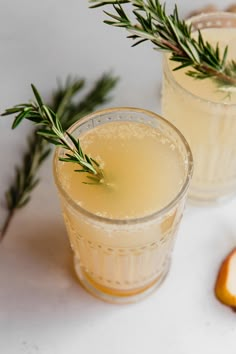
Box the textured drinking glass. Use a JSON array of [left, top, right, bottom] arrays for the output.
[[162, 12, 236, 204], [53, 108, 193, 303]]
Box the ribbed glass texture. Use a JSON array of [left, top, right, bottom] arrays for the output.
[[162, 13, 236, 204]]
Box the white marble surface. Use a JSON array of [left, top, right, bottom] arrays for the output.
[[0, 1, 236, 353]]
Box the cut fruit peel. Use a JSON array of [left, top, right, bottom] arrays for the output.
[[215, 248, 236, 310]]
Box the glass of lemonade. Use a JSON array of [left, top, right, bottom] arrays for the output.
[[162, 12, 236, 204], [53, 107, 193, 303]]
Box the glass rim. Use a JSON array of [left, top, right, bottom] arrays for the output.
[[163, 11, 236, 107], [53, 107, 193, 225]]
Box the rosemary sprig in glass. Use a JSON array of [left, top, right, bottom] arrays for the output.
[[89, 0, 236, 92], [3, 85, 104, 180], [1, 73, 118, 240]]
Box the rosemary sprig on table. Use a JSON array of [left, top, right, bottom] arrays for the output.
[[89, 0, 236, 92], [0, 73, 118, 240], [1, 133, 50, 238], [52, 73, 118, 129]]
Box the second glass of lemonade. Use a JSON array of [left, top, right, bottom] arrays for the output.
[[53, 108, 193, 303], [162, 12, 236, 204]]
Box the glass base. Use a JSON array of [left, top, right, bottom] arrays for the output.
[[74, 256, 170, 304]]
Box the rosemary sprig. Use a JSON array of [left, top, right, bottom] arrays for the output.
[[3, 84, 104, 180], [1, 73, 118, 240], [89, 0, 236, 92], [1, 133, 50, 237], [52, 73, 118, 129]]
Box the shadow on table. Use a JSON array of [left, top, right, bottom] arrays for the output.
[[0, 219, 120, 330]]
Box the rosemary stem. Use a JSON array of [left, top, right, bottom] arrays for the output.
[[198, 64, 236, 86], [159, 38, 184, 57], [0, 209, 15, 241]]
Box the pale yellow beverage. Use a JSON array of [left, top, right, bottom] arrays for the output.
[[162, 13, 236, 203], [53, 108, 193, 303]]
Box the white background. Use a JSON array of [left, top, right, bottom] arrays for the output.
[[0, 1, 236, 353]]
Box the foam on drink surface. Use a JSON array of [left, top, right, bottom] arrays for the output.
[[58, 121, 184, 219]]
